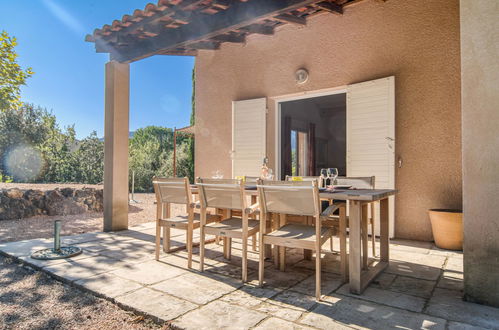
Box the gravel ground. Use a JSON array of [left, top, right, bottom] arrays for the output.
[[0, 255, 173, 329], [0, 183, 185, 243]]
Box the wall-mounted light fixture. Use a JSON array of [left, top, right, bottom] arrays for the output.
[[295, 68, 309, 84]]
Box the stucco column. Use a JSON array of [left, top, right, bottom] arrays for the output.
[[461, 0, 499, 307], [103, 61, 130, 231]]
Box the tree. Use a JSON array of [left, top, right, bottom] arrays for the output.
[[0, 31, 34, 111], [128, 125, 194, 192], [73, 132, 104, 184], [0, 103, 104, 183], [0, 104, 53, 181]]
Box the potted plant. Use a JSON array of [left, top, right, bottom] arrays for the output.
[[428, 209, 463, 250]]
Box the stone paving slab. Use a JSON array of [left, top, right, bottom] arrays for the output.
[[271, 290, 318, 311], [300, 294, 447, 330], [116, 287, 197, 322], [110, 259, 187, 285], [290, 272, 344, 296], [254, 301, 304, 322], [447, 321, 488, 330], [220, 284, 281, 307], [389, 276, 436, 299], [43, 254, 127, 282], [426, 288, 499, 329], [19, 249, 98, 269], [0, 238, 52, 257], [255, 317, 317, 330], [151, 271, 242, 305], [337, 283, 427, 313], [173, 300, 267, 330], [74, 272, 143, 298]]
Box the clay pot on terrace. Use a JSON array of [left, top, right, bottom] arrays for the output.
[[428, 209, 463, 251]]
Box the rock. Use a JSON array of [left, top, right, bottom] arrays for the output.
[[24, 189, 45, 210], [5, 188, 23, 199], [75, 188, 94, 198], [0, 187, 104, 220], [60, 187, 74, 198]]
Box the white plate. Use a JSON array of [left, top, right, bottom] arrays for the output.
[[333, 185, 352, 189]]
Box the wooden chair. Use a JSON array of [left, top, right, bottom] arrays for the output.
[[152, 177, 220, 268], [231, 176, 259, 251], [336, 176, 377, 257], [197, 178, 259, 282], [286, 175, 338, 252], [257, 179, 346, 300]]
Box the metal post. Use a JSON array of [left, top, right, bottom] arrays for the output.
[[173, 127, 177, 177], [131, 170, 135, 201], [54, 220, 61, 252]]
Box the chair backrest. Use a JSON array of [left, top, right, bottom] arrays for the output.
[[257, 179, 320, 216], [196, 178, 246, 211], [336, 176, 375, 189], [152, 177, 191, 205], [244, 176, 260, 184], [285, 175, 321, 182]]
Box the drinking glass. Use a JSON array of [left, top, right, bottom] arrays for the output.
[[320, 168, 328, 188], [327, 168, 339, 185], [212, 170, 223, 179]]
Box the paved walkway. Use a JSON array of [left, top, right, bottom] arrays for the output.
[[1, 222, 498, 329]]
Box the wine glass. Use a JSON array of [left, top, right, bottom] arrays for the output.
[[320, 168, 328, 188], [265, 168, 274, 180], [212, 170, 223, 179], [327, 168, 338, 186]]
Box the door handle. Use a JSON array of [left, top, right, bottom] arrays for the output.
[[385, 137, 395, 141]]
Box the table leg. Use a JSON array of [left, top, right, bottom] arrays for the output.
[[223, 237, 228, 259], [279, 213, 287, 271], [380, 198, 389, 262], [265, 213, 272, 259], [349, 200, 362, 294], [303, 216, 313, 260], [362, 203, 369, 270], [272, 213, 279, 268], [339, 205, 348, 283]]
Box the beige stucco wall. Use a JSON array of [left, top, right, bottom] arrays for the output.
[[461, 0, 499, 307], [195, 0, 462, 241]]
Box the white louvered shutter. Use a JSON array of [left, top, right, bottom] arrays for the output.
[[232, 98, 266, 177], [347, 76, 395, 237]]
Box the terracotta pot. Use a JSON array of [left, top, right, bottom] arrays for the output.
[[428, 209, 463, 250]]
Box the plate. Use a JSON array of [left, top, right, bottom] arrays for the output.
[[333, 185, 352, 189]]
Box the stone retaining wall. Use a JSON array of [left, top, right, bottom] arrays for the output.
[[0, 187, 103, 220]]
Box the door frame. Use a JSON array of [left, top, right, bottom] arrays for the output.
[[272, 86, 347, 180]]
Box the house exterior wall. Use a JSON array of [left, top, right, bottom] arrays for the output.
[[195, 0, 461, 241], [461, 0, 499, 307]]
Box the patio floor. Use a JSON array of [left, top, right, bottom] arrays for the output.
[[1, 222, 498, 330]]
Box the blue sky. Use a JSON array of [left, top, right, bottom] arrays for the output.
[[0, 0, 195, 138]]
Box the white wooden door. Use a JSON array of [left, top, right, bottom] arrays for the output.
[[347, 76, 395, 237], [232, 98, 267, 177]]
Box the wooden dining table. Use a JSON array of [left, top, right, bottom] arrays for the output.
[[190, 184, 397, 294]]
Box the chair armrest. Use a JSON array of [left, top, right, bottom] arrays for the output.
[[320, 202, 345, 218], [244, 203, 260, 215]]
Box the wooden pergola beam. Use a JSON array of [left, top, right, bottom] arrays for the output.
[[188, 40, 221, 50], [239, 24, 275, 35], [111, 0, 321, 62], [274, 13, 307, 25], [212, 33, 246, 43], [316, 1, 343, 14]]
